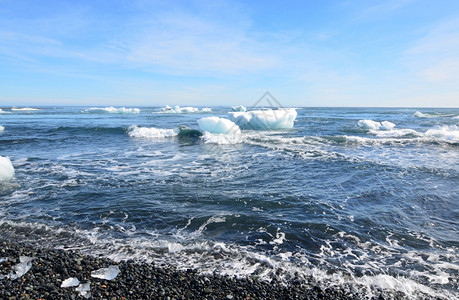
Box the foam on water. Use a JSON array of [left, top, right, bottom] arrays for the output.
[[128, 125, 179, 139], [84, 107, 140, 114], [425, 125, 459, 142], [228, 108, 297, 130], [201, 132, 243, 144], [0, 156, 14, 181], [11, 107, 39, 111]]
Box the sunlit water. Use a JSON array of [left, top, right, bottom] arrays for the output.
[[0, 106, 458, 299]]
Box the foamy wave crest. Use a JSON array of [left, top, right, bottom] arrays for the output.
[[11, 107, 39, 111], [358, 120, 395, 131], [201, 132, 243, 144], [0, 156, 14, 181], [425, 126, 459, 142], [161, 105, 211, 113], [228, 108, 297, 130], [128, 125, 179, 139], [84, 107, 140, 114]]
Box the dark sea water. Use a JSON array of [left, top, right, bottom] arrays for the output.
[[0, 106, 458, 299]]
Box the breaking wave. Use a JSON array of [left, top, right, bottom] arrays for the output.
[[83, 107, 141, 114]]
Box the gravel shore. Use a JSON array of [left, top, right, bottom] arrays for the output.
[[0, 240, 371, 300]]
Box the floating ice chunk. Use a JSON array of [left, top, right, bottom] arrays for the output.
[[0, 257, 8, 262], [7, 256, 33, 280], [91, 265, 120, 280], [75, 282, 91, 298], [358, 120, 395, 131], [201, 107, 212, 113], [128, 125, 179, 139], [228, 108, 297, 130], [425, 126, 459, 142], [0, 156, 14, 181], [11, 107, 39, 111], [161, 105, 212, 113], [413, 111, 428, 118], [198, 117, 241, 135], [0, 126, 4, 132], [61, 277, 80, 288], [231, 105, 247, 112], [84, 107, 140, 114]]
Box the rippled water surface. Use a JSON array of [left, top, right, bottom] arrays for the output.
[[0, 106, 458, 299]]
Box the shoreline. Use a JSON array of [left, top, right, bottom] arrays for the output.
[[0, 240, 364, 300]]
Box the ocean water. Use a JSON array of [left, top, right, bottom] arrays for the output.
[[0, 106, 458, 299]]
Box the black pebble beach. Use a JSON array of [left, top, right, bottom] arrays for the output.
[[0, 240, 379, 300]]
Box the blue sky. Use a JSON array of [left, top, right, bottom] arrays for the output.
[[0, 0, 458, 107]]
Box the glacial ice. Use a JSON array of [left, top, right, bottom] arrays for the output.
[[75, 282, 91, 298], [128, 125, 179, 139], [85, 107, 140, 114], [228, 108, 297, 130], [197, 117, 241, 135], [161, 105, 211, 113], [231, 105, 247, 112], [358, 120, 395, 131], [61, 277, 80, 288], [90, 265, 120, 280], [0, 156, 14, 181], [7, 256, 33, 280]]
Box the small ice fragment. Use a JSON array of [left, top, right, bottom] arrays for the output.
[[61, 277, 80, 288], [90, 265, 120, 280], [75, 282, 91, 298], [0, 257, 8, 263], [8, 256, 33, 280]]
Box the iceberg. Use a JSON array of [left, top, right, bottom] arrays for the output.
[[90, 265, 120, 280], [161, 105, 211, 113], [0, 156, 14, 181], [197, 117, 241, 135], [61, 277, 80, 288], [228, 108, 297, 130], [84, 107, 140, 114], [128, 126, 179, 139], [358, 120, 395, 131], [231, 105, 247, 112], [7, 256, 33, 280]]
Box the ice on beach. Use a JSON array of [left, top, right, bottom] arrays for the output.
[[61, 277, 80, 288], [128, 125, 179, 139], [161, 105, 211, 113], [85, 107, 140, 114], [358, 120, 395, 131], [228, 108, 297, 130], [90, 265, 120, 280], [231, 105, 247, 112], [0, 156, 14, 181], [75, 282, 91, 298], [7, 256, 33, 280], [198, 117, 241, 135]]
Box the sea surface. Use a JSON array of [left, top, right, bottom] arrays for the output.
[[0, 106, 458, 299]]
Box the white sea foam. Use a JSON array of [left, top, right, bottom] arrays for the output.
[[425, 125, 459, 142], [128, 125, 179, 139], [231, 105, 247, 112], [0, 126, 4, 132], [198, 117, 241, 135], [84, 107, 140, 114], [228, 108, 297, 130], [413, 111, 429, 118], [358, 119, 395, 131], [201, 132, 243, 144], [161, 105, 210, 113], [0, 156, 14, 181]]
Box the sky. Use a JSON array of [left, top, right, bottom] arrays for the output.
[[0, 0, 458, 107]]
